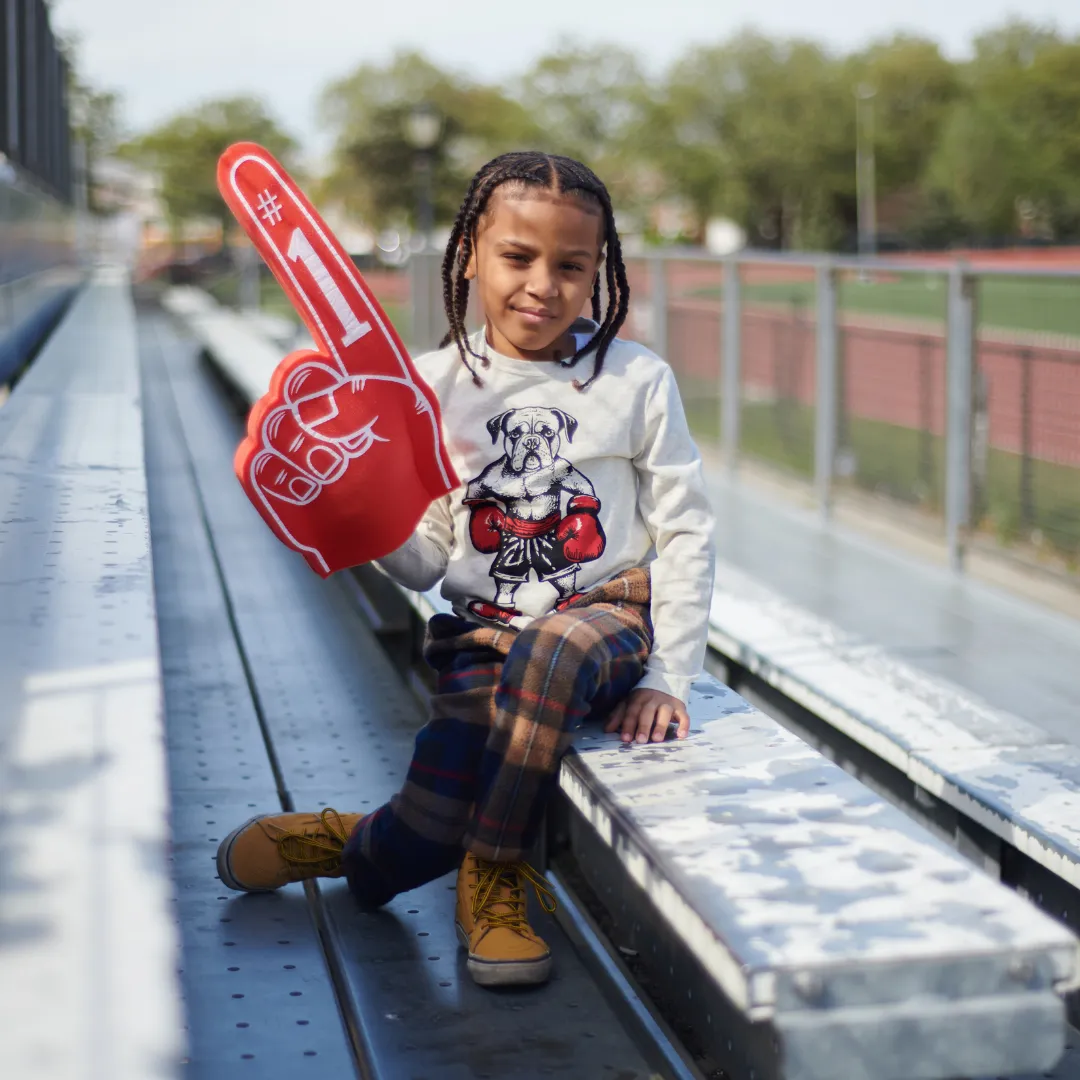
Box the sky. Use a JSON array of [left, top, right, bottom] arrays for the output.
[[53, 0, 1080, 159]]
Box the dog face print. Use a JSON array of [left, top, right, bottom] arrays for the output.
[[486, 407, 579, 474]]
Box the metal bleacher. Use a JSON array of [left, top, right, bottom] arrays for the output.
[[2, 271, 1080, 1077], [0, 272, 182, 1078], [140, 290, 675, 1078], [157, 284, 1080, 1080], [707, 561, 1080, 896]]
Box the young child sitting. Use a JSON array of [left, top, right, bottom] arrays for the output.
[[216, 150, 716, 988]]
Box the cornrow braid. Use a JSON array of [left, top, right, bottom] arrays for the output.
[[438, 151, 630, 392]]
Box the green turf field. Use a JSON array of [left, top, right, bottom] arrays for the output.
[[690, 273, 1080, 338]]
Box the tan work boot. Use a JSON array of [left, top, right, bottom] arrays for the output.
[[217, 809, 364, 892], [455, 853, 557, 986]]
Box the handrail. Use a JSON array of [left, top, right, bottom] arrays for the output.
[[626, 246, 1080, 279]]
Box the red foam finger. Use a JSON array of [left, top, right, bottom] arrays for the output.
[[220, 144, 419, 381], [260, 402, 347, 484], [216, 145, 462, 578], [251, 445, 322, 506]]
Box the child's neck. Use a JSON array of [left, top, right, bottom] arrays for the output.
[[484, 323, 575, 364]]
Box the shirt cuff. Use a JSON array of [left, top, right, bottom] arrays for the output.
[[633, 668, 694, 704]]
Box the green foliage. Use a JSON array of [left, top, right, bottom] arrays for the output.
[[641, 31, 958, 247], [648, 33, 852, 245], [515, 42, 656, 220], [922, 22, 1080, 240], [124, 97, 298, 236], [317, 52, 540, 231], [847, 36, 960, 193], [120, 18, 1080, 251]]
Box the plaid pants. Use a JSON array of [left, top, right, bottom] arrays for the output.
[[341, 568, 652, 907]]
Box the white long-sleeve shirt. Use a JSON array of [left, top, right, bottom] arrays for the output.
[[377, 324, 716, 703]]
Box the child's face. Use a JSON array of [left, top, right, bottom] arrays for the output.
[[465, 188, 604, 362]]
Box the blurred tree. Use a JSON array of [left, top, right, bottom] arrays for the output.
[[922, 22, 1080, 241], [922, 98, 1034, 238], [318, 52, 540, 232], [970, 19, 1062, 68], [124, 97, 297, 238], [652, 33, 851, 248], [311, 18, 1080, 251], [842, 35, 959, 243], [1023, 38, 1080, 237], [849, 36, 959, 188], [515, 43, 657, 219]]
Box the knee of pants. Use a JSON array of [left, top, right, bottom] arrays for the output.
[[509, 609, 600, 662], [504, 612, 602, 704]]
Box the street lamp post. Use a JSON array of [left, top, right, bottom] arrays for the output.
[[855, 84, 877, 258], [405, 104, 441, 250], [404, 105, 442, 350]]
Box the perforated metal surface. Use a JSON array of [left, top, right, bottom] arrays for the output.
[[322, 881, 651, 1080], [152, 308, 656, 1078], [139, 311, 357, 1078], [0, 274, 182, 1080]]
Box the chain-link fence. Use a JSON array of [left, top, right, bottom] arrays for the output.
[[738, 261, 817, 478], [623, 252, 1080, 576], [972, 275, 1080, 570], [834, 268, 948, 512]]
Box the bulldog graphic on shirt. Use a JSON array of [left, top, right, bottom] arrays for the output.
[[462, 406, 606, 624]]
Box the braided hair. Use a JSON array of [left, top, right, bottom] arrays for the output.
[[439, 151, 629, 392]]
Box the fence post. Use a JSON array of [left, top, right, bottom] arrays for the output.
[[721, 256, 742, 474], [945, 264, 976, 572], [409, 253, 425, 353], [814, 259, 838, 517], [409, 250, 440, 353], [649, 254, 668, 358], [918, 338, 934, 498], [238, 242, 260, 313]]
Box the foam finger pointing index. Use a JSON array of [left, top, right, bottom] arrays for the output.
[[219, 144, 378, 372]]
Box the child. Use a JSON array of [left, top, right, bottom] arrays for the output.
[[216, 151, 716, 988]]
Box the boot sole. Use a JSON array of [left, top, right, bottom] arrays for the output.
[[216, 815, 276, 892], [455, 922, 552, 987]]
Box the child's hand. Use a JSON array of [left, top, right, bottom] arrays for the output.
[[603, 689, 690, 744]]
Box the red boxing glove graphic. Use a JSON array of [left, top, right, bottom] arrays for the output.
[[467, 501, 505, 554], [217, 142, 460, 577], [556, 494, 606, 563]]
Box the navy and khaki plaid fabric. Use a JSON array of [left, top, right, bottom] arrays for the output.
[[342, 568, 652, 907]]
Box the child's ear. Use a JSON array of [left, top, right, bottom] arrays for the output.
[[463, 239, 477, 281]]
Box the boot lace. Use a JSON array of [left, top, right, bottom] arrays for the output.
[[275, 809, 351, 871], [471, 858, 557, 935]]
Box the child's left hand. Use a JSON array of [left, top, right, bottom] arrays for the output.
[[603, 689, 690, 744]]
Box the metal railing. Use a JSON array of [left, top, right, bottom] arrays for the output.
[[408, 249, 1080, 577]]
